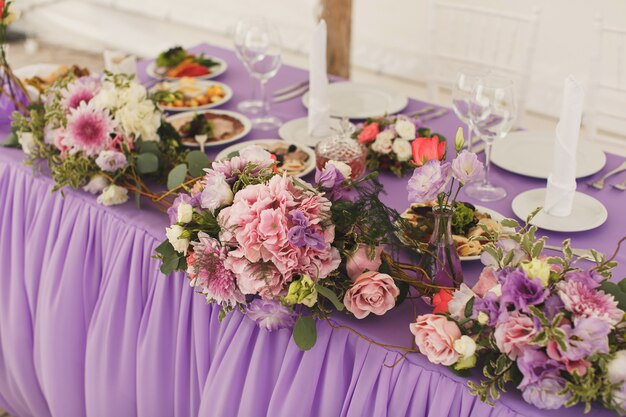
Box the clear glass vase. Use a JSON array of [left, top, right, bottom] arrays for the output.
[[419, 205, 463, 288]]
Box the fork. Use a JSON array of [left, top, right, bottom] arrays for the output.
[[587, 160, 626, 190], [544, 244, 594, 261], [612, 177, 626, 191]]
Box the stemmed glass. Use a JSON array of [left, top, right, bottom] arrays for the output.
[[242, 22, 283, 130], [233, 17, 265, 115], [451, 67, 490, 151], [464, 75, 517, 202]]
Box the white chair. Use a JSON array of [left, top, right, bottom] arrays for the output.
[[586, 16, 626, 147], [426, 1, 541, 123]]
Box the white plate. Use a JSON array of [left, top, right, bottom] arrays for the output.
[[491, 131, 606, 179], [461, 205, 511, 261], [145, 56, 227, 81], [166, 110, 251, 149], [512, 188, 608, 232], [215, 139, 316, 178], [278, 117, 354, 147], [150, 80, 232, 112], [302, 82, 408, 119], [14, 63, 64, 101]]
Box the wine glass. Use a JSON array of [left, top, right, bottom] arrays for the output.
[[243, 22, 283, 130], [233, 17, 266, 115], [451, 67, 490, 151], [464, 75, 517, 202]]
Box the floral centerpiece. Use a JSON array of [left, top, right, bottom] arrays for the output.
[[353, 114, 445, 177], [404, 128, 485, 287], [409, 213, 626, 413], [11, 72, 201, 206], [156, 145, 433, 349]]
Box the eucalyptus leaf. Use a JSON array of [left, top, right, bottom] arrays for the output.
[[293, 315, 317, 351], [140, 141, 161, 156], [136, 153, 159, 174], [186, 150, 210, 177], [167, 163, 188, 190]]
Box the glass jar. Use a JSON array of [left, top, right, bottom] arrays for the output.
[[315, 119, 366, 179]]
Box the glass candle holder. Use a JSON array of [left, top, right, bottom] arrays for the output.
[[315, 120, 366, 179]]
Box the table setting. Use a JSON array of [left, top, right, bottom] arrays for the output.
[[1, 8, 626, 417]]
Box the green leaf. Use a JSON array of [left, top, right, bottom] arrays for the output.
[[292, 315, 317, 351], [500, 218, 520, 229], [167, 163, 188, 190], [160, 255, 180, 276], [140, 141, 161, 156], [531, 240, 544, 259], [155, 240, 176, 257], [464, 296, 475, 319], [136, 152, 159, 174], [186, 150, 210, 177], [2, 132, 18, 147], [600, 281, 626, 310], [315, 283, 345, 311]]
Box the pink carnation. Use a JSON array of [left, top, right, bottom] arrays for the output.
[[472, 267, 499, 298], [343, 271, 399, 319], [65, 102, 116, 156], [557, 280, 624, 326], [494, 311, 537, 359], [62, 76, 101, 110], [410, 314, 461, 366]]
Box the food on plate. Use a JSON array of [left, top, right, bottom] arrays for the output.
[[155, 46, 220, 78], [227, 142, 311, 176], [152, 78, 226, 108], [22, 65, 90, 93], [173, 112, 245, 145], [400, 202, 503, 258]]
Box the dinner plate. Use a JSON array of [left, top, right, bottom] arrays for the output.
[[302, 82, 408, 119], [150, 80, 233, 112], [166, 109, 251, 149], [512, 188, 608, 232], [14, 63, 65, 100], [491, 131, 606, 179], [215, 139, 316, 178], [278, 117, 353, 148], [145, 56, 227, 81]]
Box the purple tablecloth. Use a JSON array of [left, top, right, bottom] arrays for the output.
[[0, 43, 623, 417]]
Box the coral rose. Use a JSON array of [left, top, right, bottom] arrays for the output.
[[411, 136, 446, 166], [357, 122, 380, 144], [343, 271, 399, 319], [432, 289, 453, 314], [410, 314, 461, 366]]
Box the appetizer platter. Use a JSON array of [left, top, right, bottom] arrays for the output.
[[215, 140, 316, 178], [150, 78, 232, 111], [166, 110, 251, 148], [399, 202, 508, 261], [146, 46, 227, 80], [15, 64, 90, 99]]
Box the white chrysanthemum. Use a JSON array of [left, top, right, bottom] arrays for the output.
[[392, 138, 412, 161]]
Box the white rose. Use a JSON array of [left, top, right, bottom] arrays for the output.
[[376, 129, 395, 142], [3, 9, 21, 25], [448, 284, 476, 320], [17, 132, 35, 155], [83, 174, 109, 194], [165, 224, 189, 254], [477, 311, 489, 325], [326, 160, 352, 179], [177, 202, 193, 224], [453, 335, 477, 358], [239, 145, 274, 167], [608, 351, 626, 407], [115, 100, 161, 142], [201, 173, 234, 213], [395, 119, 416, 140], [96, 184, 129, 206], [392, 138, 412, 161], [371, 134, 393, 155]]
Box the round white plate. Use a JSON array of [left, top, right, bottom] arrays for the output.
[[215, 139, 316, 178], [278, 117, 354, 148], [302, 82, 408, 119], [166, 109, 251, 149], [512, 188, 608, 232], [14, 63, 64, 101], [491, 131, 606, 179], [150, 80, 232, 112], [145, 56, 227, 81], [461, 205, 512, 262]]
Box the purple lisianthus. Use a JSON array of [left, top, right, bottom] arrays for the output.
[[559, 317, 611, 361], [522, 376, 570, 410], [543, 294, 565, 320], [451, 150, 484, 184], [245, 299, 296, 331], [564, 270, 603, 289], [315, 165, 345, 189], [472, 292, 501, 326], [517, 349, 564, 390], [407, 160, 451, 204], [287, 210, 325, 250], [500, 268, 549, 312], [167, 192, 201, 224], [95, 150, 127, 172]]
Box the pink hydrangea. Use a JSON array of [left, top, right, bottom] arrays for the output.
[[557, 280, 624, 326]]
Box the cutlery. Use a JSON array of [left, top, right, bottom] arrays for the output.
[[195, 134, 208, 153], [418, 108, 449, 122], [587, 160, 626, 190], [408, 106, 436, 118], [612, 177, 626, 191], [273, 85, 309, 103], [272, 80, 309, 97], [544, 244, 594, 261]]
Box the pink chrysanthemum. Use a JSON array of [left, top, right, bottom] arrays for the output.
[[62, 77, 101, 110], [557, 280, 624, 326], [65, 102, 116, 156], [187, 232, 244, 308]]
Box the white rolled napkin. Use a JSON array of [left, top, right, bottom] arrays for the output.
[[104, 50, 137, 77], [307, 20, 331, 137], [544, 76, 585, 217]]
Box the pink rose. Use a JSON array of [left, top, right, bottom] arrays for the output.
[[494, 312, 537, 359], [409, 314, 461, 366], [472, 267, 499, 298], [343, 271, 399, 319], [346, 244, 383, 280]]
